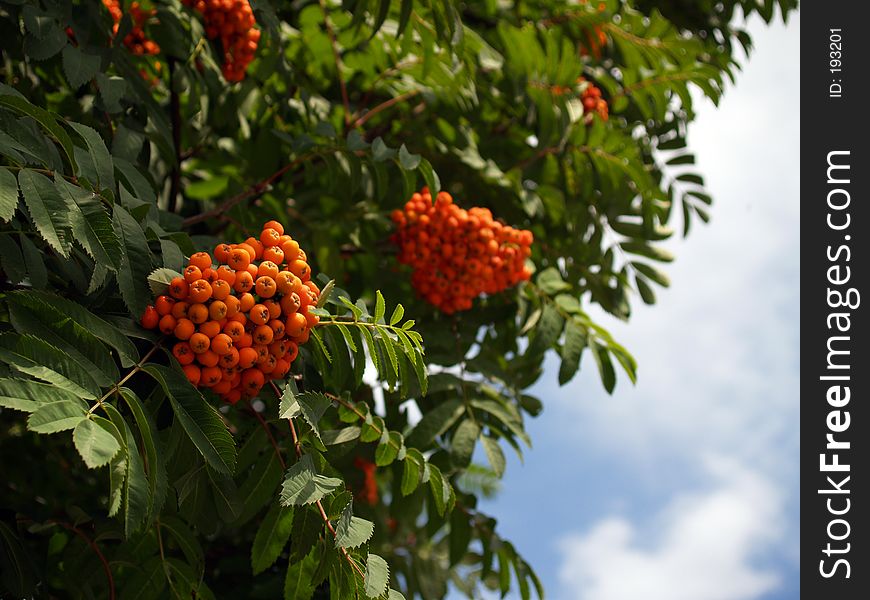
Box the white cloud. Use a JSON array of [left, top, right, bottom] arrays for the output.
[[557, 456, 784, 600]]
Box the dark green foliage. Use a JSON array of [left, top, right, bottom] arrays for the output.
[[0, 0, 792, 598]]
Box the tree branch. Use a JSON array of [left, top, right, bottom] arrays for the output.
[[352, 89, 422, 129]]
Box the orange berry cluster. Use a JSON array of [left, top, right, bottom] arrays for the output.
[[102, 0, 160, 56], [182, 0, 260, 82], [578, 78, 609, 122], [578, 0, 608, 59], [391, 188, 533, 314], [140, 221, 320, 405]]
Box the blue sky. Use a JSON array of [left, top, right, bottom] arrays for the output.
[[474, 12, 800, 600]]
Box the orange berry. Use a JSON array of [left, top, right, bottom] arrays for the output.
[[141, 305, 159, 329], [257, 261, 279, 280], [228, 248, 251, 270], [305, 311, 319, 328], [253, 324, 274, 345], [171, 301, 190, 320], [201, 366, 222, 387], [183, 265, 202, 283], [188, 303, 209, 324], [249, 303, 270, 326], [285, 341, 299, 362], [233, 271, 254, 293], [159, 314, 177, 335], [253, 344, 269, 364], [269, 319, 285, 339], [173, 341, 195, 365], [241, 368, 264, 392], [202, 268, 218, 283], [259, 353, 277, 374], [224, 294, 240, 317], [275, 271, 297, 294], [269, 339, 288, 358], [197, 350, 220, 368], [199, 320, 221, 338], [263, 220, 285, 235], [281, 239, 300, 262], [238, 332, 253, 348], [211, 279, 231, 300], [244, 237, 264, 259], [183, 364, 201, 386], [238, 347, 258, 369], [255, 276, 276, 298], [174, 318, 195, 340], [189, 332, 210, 354], [220, 347, 240, 369], [155, 295, 175, 316], [263, 299, 282, 319], [211, 333, 234, 356], [212, 379, 232, 395], [237, 288, 254, 311], [189, 252, 212, 271], [223, 320, 245, 340], [209, 301, 228, 321], [214, 243, 233, 263], [288, 259, 310, 281], [260, 228, 281, 247], [169, 278, 189, 300], [286, 312, 307, 337], [217, 265, 236, 284], [263, 246, 284, 264], [188, 279, 212, 303]]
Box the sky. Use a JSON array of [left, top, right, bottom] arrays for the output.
[[474, 11, 800, 600]]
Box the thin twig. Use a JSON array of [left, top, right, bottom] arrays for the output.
[[88, 339, 163, 414], [352, 89, 421, 129], [50, 520, 115, 600], [249, 403, 286, 470]]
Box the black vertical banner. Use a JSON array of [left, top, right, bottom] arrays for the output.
[[802, 2, 869, 598]]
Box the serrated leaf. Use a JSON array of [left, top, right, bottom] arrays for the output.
[[322, 426, 361, 445], [56, 178, 122, 270], [27, 400, 87, 433], [0, 378, 83, 413], [144, 365, 236, 475], [400, 452, 422, 496], [427, 464, 450, 516], [73, 417, 121, 468], [0, 333, 98, 398], [559, 320, 587, 385], [68, 122, 114, 192], [232, 450, 283, 526], [0, 168, 18, 221], [374, 429, 403, 466], [0, 95, 77, 173], [389, 304, 404, 326], [365, 553, 389, 598], [280, 454, 342, 506], [334, 501, 374, 549], [450, 418, 480, 467], [374, 290, 386, 323], [481, 436, 506, 477], [18, 169, 70, 256], [120, 388, 166, 520], [19, 234, 47, 289], [284, 547, 318, 600], [251, 504, 295, 575], [62, 46, 100, 90], [0, 234, 25, 284], [406, 398, 464, 448], [279, 389, 331, 444], [103, 403, 150, 536], [96, 74, 127, 113], [114, 205, 153, 318], [146, 267, 181, 296]]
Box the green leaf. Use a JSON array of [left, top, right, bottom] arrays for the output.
[[62, 46, 100, 90], [400, 451, 422, 496], [0, 96, 77, 173], [144, 365, 236, 475], [406, 398, 464, 448], [96, 74, 126, 113], [19, 234, 47, 289], [450, 418, 480, 467], [536, 267, 571, 294], [279, 390, 331, 444], [251, 504, 295, 575], [0, 378, 83, 413], [398, 145, 421, 170], [0, 168, 18, 221], [73, 417, 121, 468], [233, 450, 283, 526], [147, 267, 181, 297], [56, 178, 123, 270], [418, 158, 440, 195], [481, 436, 506, 477], [374, 430, 403, 466], [322, 426, 361, 445], [280, 454, 342, 506], [160, 516, 204, 571], [364, 553, 390, 598], [8, 290, 139, 367], [284, 547, 318, 600], [389, 304, 405, 326], [590, 340, 617, 393], [120, 388, 166, 519], [558, 320, 587, 385], [103, 403, 150, 536], [371, 137, 395, 161], [427, 463, 450, 516], [449, 509, 472, 566], [334, 500, 374, 549], [374, 290, 386, 323], [0, 234, 25, 284], [68, 122, 114, 192], [114, 205, 153, 319], [27, 400, 87, 433], [0, 333, 99, 398], [18, 169, 70, 256]]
